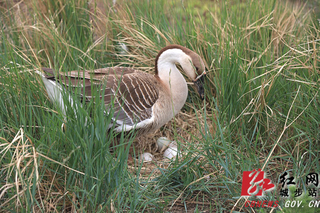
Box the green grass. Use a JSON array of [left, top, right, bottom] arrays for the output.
[[0, 0, 319, 212]]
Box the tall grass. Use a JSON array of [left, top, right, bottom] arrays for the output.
[[0, 0, 319, 212]]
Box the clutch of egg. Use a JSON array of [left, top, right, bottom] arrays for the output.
[[139, 137, 180, 162]]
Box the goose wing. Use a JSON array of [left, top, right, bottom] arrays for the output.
[[41, 67, 159, 126]]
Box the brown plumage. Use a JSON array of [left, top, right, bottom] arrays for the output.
[[38, 44, 206, 136]]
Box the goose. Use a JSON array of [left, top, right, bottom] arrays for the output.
[[37, 44, 206, 136]]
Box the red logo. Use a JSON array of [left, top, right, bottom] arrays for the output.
[[241, 169, 275, 196]]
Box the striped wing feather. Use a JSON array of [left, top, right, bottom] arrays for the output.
[[42, 67, 159, 126]]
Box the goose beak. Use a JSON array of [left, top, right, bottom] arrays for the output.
[[194, 73, 206, 100]]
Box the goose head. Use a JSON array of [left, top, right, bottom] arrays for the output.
[[155, 44, 206, 99]]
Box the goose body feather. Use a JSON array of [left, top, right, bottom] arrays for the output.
[[38, 45, 206, 136]]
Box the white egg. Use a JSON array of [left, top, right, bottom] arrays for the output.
[[163, 142, 180, 159], [139, 152, 154, 162], [156, 137, 171, 150]]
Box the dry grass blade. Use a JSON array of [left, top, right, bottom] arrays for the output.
[[0, 128, 95, 211], [36, 153, 99, 181], [0, 128, 39, 209]]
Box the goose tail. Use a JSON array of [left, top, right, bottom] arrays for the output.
[[35, 69, 67, 116]]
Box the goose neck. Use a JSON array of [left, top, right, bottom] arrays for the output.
[[156, 50, 188, 115]]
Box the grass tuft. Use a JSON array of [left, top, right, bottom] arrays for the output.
[[1, 0, 319, 211]]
